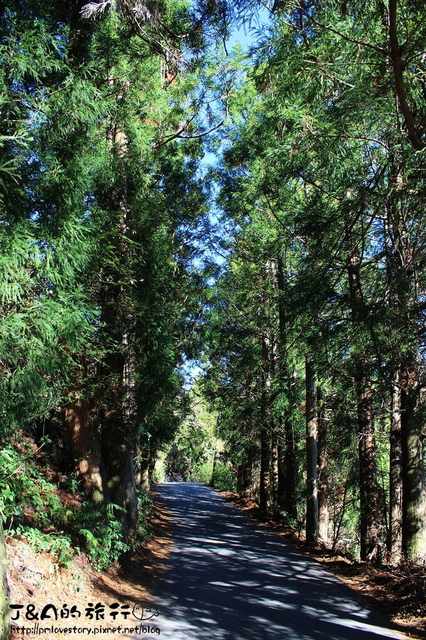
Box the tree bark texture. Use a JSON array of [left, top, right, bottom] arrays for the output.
[[95, 98, 139, 533], [259, 324, 274, 517], [401, 361, 426, 562], [356, 369, 381, 561], [102, 438, 139, 532], [277, 418, 298, 520], [317, 387, 329, 543], [136, 446, 151, 493], [65, 384, 105, 503], [0, 521, 8, 640], [237, 443, 258, 498], [99, 284, 138, 532], [389, 374, 403, 564], [276, 257, 298, 519], [270, 439, 279, 512], [259, 427, 274, 516], [346, 218, 383, 561], [305, 356, 318, 544]]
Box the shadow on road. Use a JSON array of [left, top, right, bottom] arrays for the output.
[[142, 482, 407, 640]]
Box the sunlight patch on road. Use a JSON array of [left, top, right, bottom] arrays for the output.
[[251, 597, 295, 610], [198, 617, 217, 624], [180, 546, 212, 554], [256, 569, 295, 579], [186, 537, 228, 545], [324, 616, 408, 639], [213, 548, 236, 556], [262, 584, 298, 595], [232, 580, 261, 587], [301, 605, 407, 639]]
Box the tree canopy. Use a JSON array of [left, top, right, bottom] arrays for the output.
[[0, 5, 426, 615]]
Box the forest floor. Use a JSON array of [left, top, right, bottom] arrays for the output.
[[6, 485, 426, 640], [6, 492, 173, 640], [215, 489, 426, 640]]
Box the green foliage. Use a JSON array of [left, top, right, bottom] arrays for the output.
[[189, 462, 214, 485], [0, 437, 156, 572], [196, 0, 426, 559], [74, 503, 131, 571], [4, 0, 425, 571], [163, 390, 218, 482], [210, 463, 237, 493], [0, 441, 76, 567], [0, 444, 69, 530], [137, 490, 153, 531], [0, 0, 212, 544], [16, 526, 75, 567]]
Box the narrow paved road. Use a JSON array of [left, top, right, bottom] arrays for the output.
[[137, 483, 408, 640]]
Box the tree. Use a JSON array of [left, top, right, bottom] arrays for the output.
[[305, 355, 318, 544], [247, 0, 426, 563], [0, 0, 221, 560], [201, 0, 426, 563]]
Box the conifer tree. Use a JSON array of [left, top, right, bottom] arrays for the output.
[[204, 0, 426, 562], [0, 0, 219, 542]]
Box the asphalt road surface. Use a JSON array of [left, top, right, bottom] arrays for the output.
[[136, 482, 409, 640]]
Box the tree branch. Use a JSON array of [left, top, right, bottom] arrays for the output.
[[295, 1, 385, 55], [389, 0, 425, 150], [154, 119, 224, 149]]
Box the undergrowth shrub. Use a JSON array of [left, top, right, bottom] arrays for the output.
[[189, 462, 213, 484], [1, 440, 155, 572], [0, 444, 70, 530], [15, 526, 75, 566], [210, 464, 236, 492], [74, 502, 131, 570]]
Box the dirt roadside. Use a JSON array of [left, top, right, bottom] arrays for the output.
[[6, 492, 172, 640]]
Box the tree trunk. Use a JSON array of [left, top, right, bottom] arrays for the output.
[[136, 446, 151, 493], [99, 343, 138, 531], [259, 278, 275, 517], [305, 356, 318, 545], [277, 418, 298, 520], [65, 384, 105, 503], [389, 373, 403, 564], [103, 439, 138, 532], [259, 427, 273, 516], [317, 387, 329, 544], [356, 368, 381, 561], [346, 217, 382, 561], [0, 521, 8, 640], [276, 257, 298, 519], [270, 439, 279, 513], [96, 94, 139, 533], [277, 441, 286, 511], [237, 442, 258, 498], [401, 360, 426, 562]]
